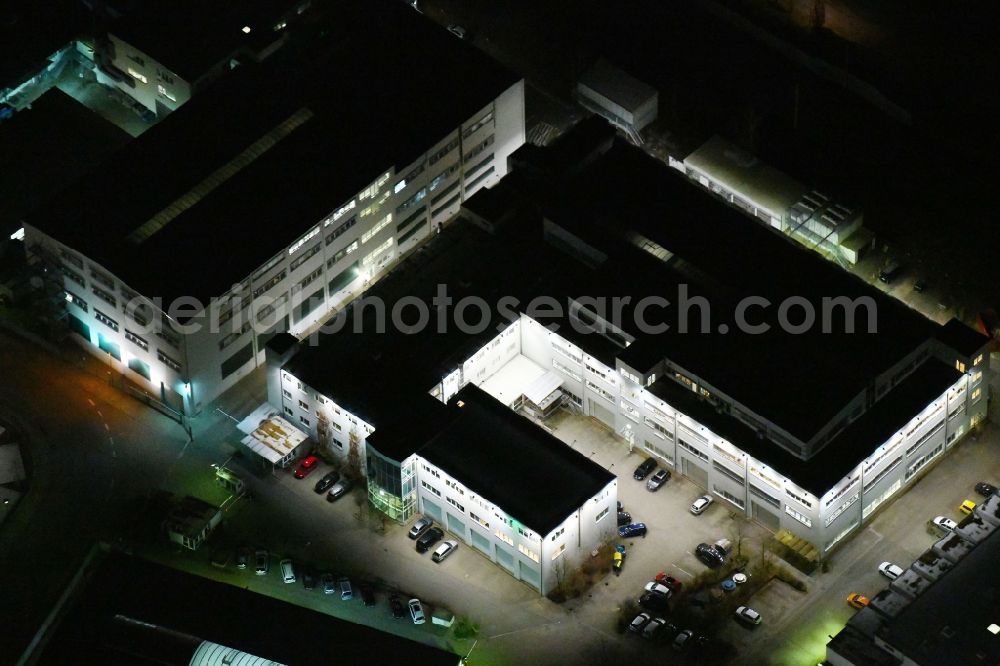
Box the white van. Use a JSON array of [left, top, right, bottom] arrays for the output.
[[280, 559, 296, 584]]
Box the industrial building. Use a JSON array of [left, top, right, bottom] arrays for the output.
[[826, 493, 1000, 666], [682, 135, 872, 264], [23, 0, 524, 415], [267, 119, 989, 575], [575, 58, 658, 145], [96, 0, 313, 119], [30, 552, 460, 666]]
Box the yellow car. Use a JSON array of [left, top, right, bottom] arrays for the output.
[[960, 500, 977, 515], [847, 593, 870, 609]]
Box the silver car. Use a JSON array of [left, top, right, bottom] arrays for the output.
[[878, 562, 904, 580], [432, 540, 459, 563], [690, 495, 713, 515], [408, 516, 434, 540], [408, 598, 425, 625]]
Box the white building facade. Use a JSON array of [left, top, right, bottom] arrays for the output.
[[26, 80, 525, 415]]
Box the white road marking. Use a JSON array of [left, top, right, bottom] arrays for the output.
[[104, 423, 110, 432], [673, 565, 693, 578], [97, 410, 103, 418], [87, 399, 96, 407]]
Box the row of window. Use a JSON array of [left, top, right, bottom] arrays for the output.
[[679, 438, 710, 463]]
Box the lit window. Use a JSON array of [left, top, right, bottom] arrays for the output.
[[127, 67, 147, 84], [241, 25, 252, 34], [956, 360, 966, 373]]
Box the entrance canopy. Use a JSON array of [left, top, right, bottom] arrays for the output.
[[237, 403, 309, 465]]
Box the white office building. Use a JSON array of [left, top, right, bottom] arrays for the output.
[[268, 123, 990, 567], [23, 2, 525, 416]]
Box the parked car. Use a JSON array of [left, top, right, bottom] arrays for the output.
[[235, 546, 251, 569], [695, 543, 725, 568], [639, 591, 671, 612], [359, 582, 376, 607], [313, 470, 340, 494], [673, 629, 694, 652], [641, 616, 667, 640], [326, 478, 353, 502], [933, 516, 958, 532], [656, 574, 683, 592], [254, 549, 269, 576], [734, 606, 762, 625], [280, 558, 296, 584], [618, 523, 647, 538], [408, 516, 434, 540], [432, 540, 459, 563], [339, 577, 353, 601], [714, 538, 732, 555], [879, 262, 903, 284], [210, 548, 231, 568], [633, 457, 657, 480], [646, 468, 670, 491], [301, 567, 316, 590], [408, 598, 426, 624], [321, 573, 336, 594], [847, 593, 870, 609], [690, 495, 713, 515], [644, 581, 671, 596], [975, 482, 998, 498], [960, 499, 977, 514], [294, 455, 320, 479], [416, 527, 445, 553], [617, 510, 632, 526], [447, 24, 469, 40], [628, 612, 652, 634], [878, 562, 904, 580], [390, 594, 405, 619]]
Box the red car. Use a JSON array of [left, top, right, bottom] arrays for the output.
[[294, 455, 320, 479]]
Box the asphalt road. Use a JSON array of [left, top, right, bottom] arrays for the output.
[[0, 330, 255, 663]]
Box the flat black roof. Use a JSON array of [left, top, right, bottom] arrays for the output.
[[26, 0, 519, 303], [936, 317, 990, 358], [424, 385, 615, 535], [37, 551, 458, 666], [108, 0, 304, 81], [283, 216, 578, 428], [879, 526, 1000, 665], [0, 0, 88, 92], [648, 358, 962, 495], [0, 88, 130, 226], [546, 139, 938, 442]]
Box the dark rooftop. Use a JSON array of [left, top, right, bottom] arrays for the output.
[[282, 216, 577, 428], [648, 358, 962, 495], [25, 0, 519, 303], [37, 551, 458, 666], [426, 385, 615, 535], [878, 524, 1000, 665], [543, 139, 938, 443], [0, 88, 130, 227], [0, 0, 88, 92], [936, 317, 991, 358], [107, 0, 304, 81]]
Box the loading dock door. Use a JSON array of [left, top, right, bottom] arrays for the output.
[[682, 457, 709, 489], [423, 498, 442, 521], [588, 399, 615, 428], [752, 501, 780, 532]]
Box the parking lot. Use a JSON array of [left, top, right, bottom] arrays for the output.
[[133, 391, 1000, 665]]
